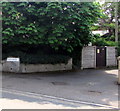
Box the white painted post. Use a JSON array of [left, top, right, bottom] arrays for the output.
[[118, 57, 120, 84]]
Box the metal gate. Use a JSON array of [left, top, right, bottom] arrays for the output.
[[96, 47, 106, 67]]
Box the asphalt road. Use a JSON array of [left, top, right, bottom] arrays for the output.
[[1, 69, 119, 109], [1, 88, 115, 109]]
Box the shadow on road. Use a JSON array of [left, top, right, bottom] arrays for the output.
[[1, 69, 119, 108]]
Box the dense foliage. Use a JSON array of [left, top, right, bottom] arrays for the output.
[[2, 51, 70, 64], [2, 44, 71, 64], [2, 2, 101, 53], [2, 2, 101, 66], [91, 2, 120, 56], [92, 34, 117, 46], [91, 2, 120, 41]]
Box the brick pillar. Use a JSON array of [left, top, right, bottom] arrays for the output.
[[118, 57, 120, 84]]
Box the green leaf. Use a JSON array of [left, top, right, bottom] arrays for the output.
[[2, 2, 101, 52], [49, 40, 54, 44], [67, 48, 72, 53]]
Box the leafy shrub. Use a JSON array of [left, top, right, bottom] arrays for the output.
[[2, 2, 101, 67], [2, 50, 70, 64], [2, 2, 101, 53], [92, 37, 116, 46]]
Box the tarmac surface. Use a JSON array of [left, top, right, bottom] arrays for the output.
[[0, 69, 119, 109]]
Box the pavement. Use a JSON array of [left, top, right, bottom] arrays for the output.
[[0, 69, 119, 109]]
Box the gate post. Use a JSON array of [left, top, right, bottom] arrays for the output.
[[118, 56, 120, 84]]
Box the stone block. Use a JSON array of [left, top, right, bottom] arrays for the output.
[[2, 57, 20, 73]]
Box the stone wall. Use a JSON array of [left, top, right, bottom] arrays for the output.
[[19, 58, 72, 73], [2, 58, 72, 73], [106, 47, 117, 66], [81, 46, 96, 69]]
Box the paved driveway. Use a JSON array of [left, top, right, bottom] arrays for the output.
[[1, 69, 119, 109]]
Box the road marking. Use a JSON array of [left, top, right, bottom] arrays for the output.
[[0, 88, 119, 109]]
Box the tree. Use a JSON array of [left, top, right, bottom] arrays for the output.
[[92, 2, 120, 41], [2, 2, 101, 52]]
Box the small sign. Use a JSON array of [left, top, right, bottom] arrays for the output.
[[97, 49, 100, 54], [7, 57, 20, 62]]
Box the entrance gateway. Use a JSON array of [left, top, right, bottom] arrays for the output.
[[96, 47, 106, 67], [81, 46, 116, 69]]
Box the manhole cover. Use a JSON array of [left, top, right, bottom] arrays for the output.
[[51, 82, 68, 85], [88, 90, 102, 94]]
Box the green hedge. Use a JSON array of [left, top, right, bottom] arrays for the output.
[[2, 50, 71, 65]]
